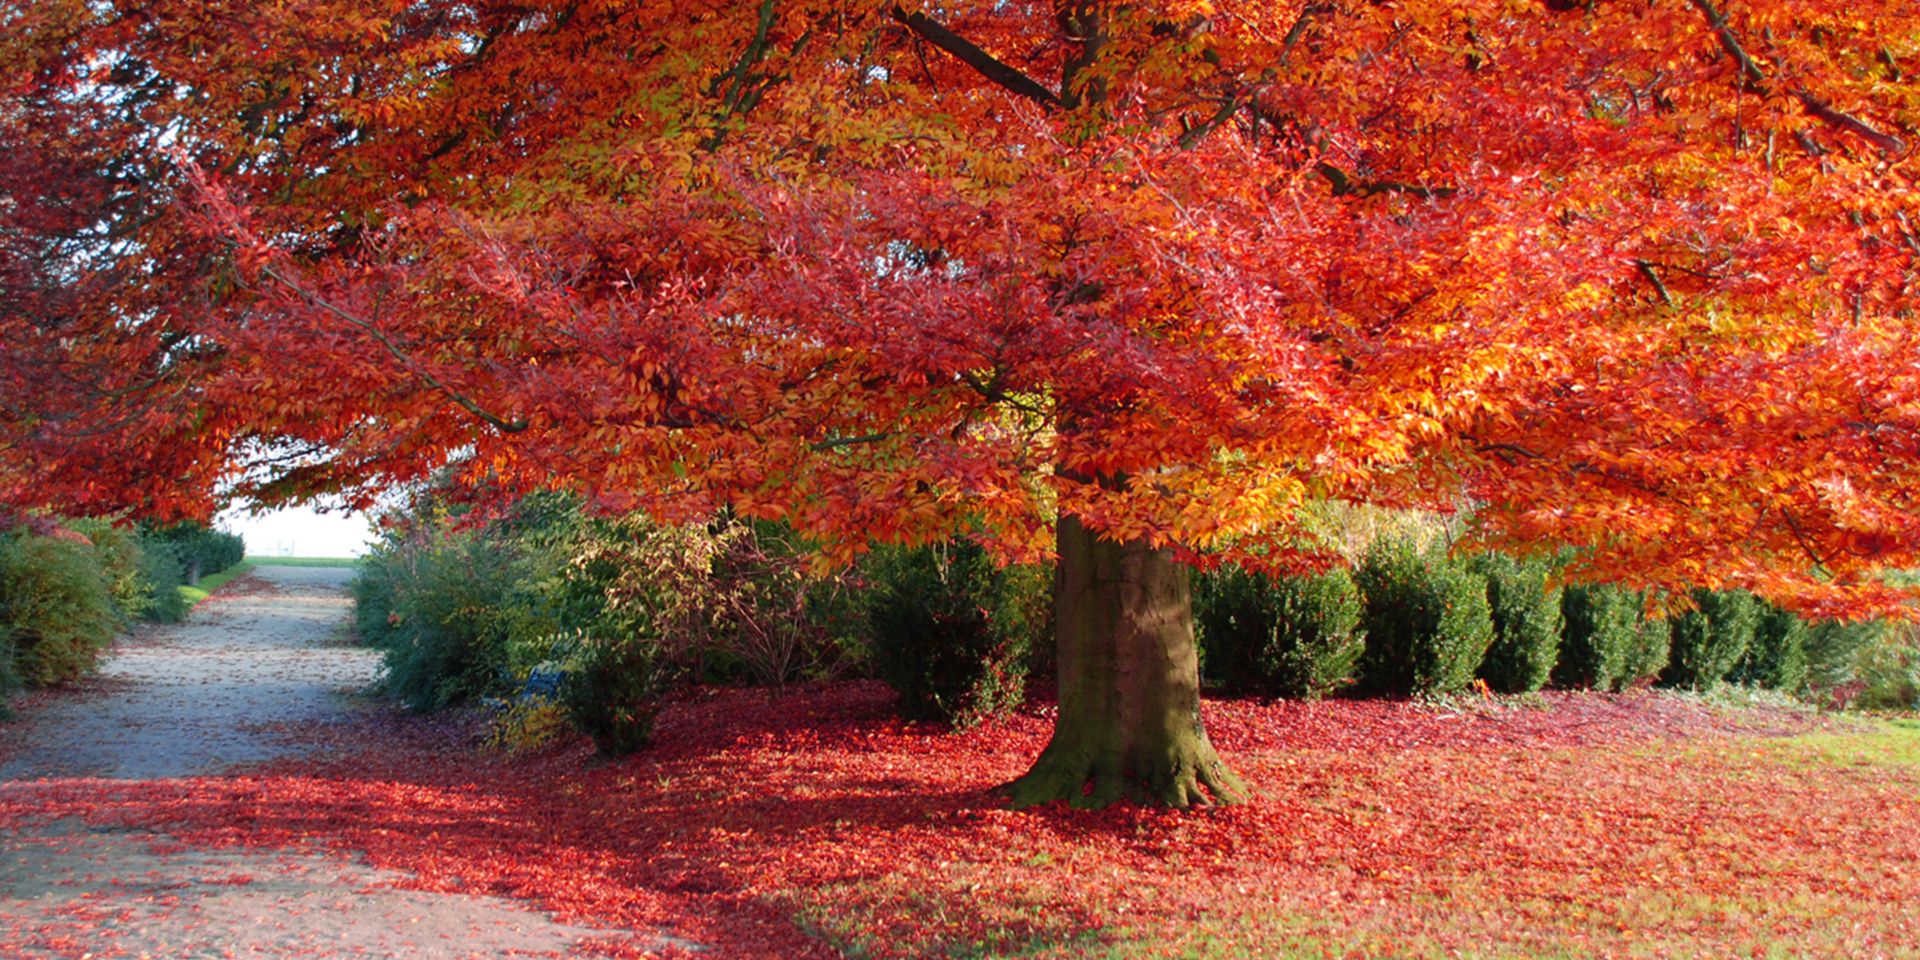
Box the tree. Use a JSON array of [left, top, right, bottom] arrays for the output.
[[6, 0, 1920, 806]]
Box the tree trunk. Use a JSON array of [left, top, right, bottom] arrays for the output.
[[1001, 515, 1248, 808]]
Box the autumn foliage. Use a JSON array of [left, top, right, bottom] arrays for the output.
[[1, 0, 1915, 611]]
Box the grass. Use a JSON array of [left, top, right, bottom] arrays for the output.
[[177, 562, 254, 611], [246, 555, 361, 568]]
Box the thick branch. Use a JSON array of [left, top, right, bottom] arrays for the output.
[[890, 6, 1061, 109], [1687, 0, 1907, 156], [1316, 162, 1456, 199]]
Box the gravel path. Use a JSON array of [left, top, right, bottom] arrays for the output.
[[0, 565, 678, 959]]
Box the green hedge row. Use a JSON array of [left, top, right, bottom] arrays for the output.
[[1, 519, 238, 716], [1196, 538, 1837, 701]]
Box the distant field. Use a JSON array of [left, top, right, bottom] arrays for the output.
[[247, 556, 362, 568]]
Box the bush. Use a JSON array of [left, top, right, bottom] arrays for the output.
[[1620, 609, 1671, 689], [1471, 552, 1562, 694], [1852, 638, 1920, 710], [138, 536, 188, 623], [65, 519, 148, 623], [1740, 603, 1811, 693], [1804, 618, 1888, 705], [1355, 538, 1494, 697], [375, 529, 539, 711], [1663, 589, 1760, 689], [1195, 563, 1364, 700], [866, 540, 1049, 728], [558, 633, 666, 755], [0, 531, 120, 687], [1555, 584, 1637, 690], [146, 522, 245, 584], [0, 631, 17, 718]]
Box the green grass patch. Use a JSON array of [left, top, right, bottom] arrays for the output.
[[1765, 717, 1920, 769], [178, 563, 254, 612], [246, 555, 361, 568]]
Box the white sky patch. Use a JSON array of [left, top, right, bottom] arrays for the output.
[[218, 502, 374, 558]]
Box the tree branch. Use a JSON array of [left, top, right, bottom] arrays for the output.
[[254, 263, 530, 434], [890, 6, 1061, 109], [1687, 0, 1907, 156]]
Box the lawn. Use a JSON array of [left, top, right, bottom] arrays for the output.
[[3, 685, 1915, 959], [176, 562, 254, 611]]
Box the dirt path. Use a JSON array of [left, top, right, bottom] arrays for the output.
[[0, 566, 680, 959]]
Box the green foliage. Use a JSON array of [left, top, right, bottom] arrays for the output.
[[1664, 589, 1761, 689], [558, 632, 666, 755], [1471, 552, 1563, 694], [1804, 618, 1888, 704], [137, 535, 188, 623], [0, 531, 119, 687], [1195, 563, 1364, 700], [1740, 604, 1811, 693], [145, 521, 245, 583], [865, 540, 1049, 728], [1852, 639, 1920, 711], [65, 519, 147, 623], [1354, 537, 1494, 697], [1621, 611, 1672, 689], [0, 628, 17, 719], [1554, 584, 1638, 690]]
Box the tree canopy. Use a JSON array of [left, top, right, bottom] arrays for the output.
[[6, 0, 1920, 617]]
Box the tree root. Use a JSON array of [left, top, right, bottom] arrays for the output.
[[999, 739, 1250, 810]]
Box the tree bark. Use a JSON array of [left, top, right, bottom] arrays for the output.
[[1001, 515, 1248, 808]]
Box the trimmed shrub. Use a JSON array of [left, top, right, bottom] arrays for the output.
[[1472, 552, 1563, 694], [1620, 610, 1671, 689], [558, 633, 665, 756], [1740, 604, 1810, 693], [1555, 584, 1638, 690], [1663, 589, 1761, 689], [866, 540, 1049, 728], [1355, 538, 1494, 697], [146, 522, 245, 584], [1195, 564, 1364, 700], [138, 536, 189, 623], [0, 531, 119, 687]]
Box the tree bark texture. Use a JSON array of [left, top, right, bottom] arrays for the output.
[[1002, 515, 1247, 808]]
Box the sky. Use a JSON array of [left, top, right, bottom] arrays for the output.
[[217, 501, 374, 558]]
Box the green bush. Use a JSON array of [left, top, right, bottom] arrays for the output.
[[1620, 609, 1671, 689], [866, 540, 1048, 728], [1663, 589, 1760, 689], [1805, 618, 1887, 704], [1555, 584, 1637, 690], [0, 627, 18, 719], [1355, 538, 1494, 697], [0, 531, 120, 687], [376, 529, 542, 711], [146, 522, 245, 584], [1852, 639, 1920, 710], [1471, 552, 1563, 694], [1739, 604, 1811, 693], [558, 632, 666, 755], [65, 519, 148, 623], [138, 535, 188, 623], [1195, 563, 1364, 700]]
